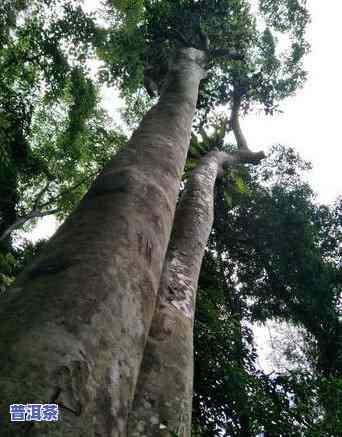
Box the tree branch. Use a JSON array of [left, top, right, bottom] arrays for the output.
[[172, 29, 191, 47], [32, 181, 52, 210], [198, 124, 209, 143], [229, 89, 249, 150], [0, 172, 98, 241], [198, 27, 210, 51], [0, 208, 59, 242], [210, 149, 265, 177], [209, 49, 244, 61], [38, 171, 97, 210], [224, 149, 266, 167]]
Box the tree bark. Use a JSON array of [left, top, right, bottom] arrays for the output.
[[127, 149, 263, 436], [0, 48, 206, 437]]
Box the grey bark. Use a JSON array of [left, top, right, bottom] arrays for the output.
[[127, 148, 264, 437], [0, 48, 206, 437]]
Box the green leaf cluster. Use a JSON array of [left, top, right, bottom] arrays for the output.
[[193, 145, 342, 435], [0, 0, 125, 291]]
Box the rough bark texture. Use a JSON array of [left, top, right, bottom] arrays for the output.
[[127, 151, 230, 437], [0, 48, 206, 437], [127, 147, 265, 436]]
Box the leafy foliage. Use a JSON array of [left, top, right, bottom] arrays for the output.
[[193, 146, 342, 435], [98, 0, 309, 128], [0, 0, 125, 292], [3, 2, 336, 436]]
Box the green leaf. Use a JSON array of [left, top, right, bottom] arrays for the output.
[[234, 176, 248, 193], [223, 189, 233, 208]]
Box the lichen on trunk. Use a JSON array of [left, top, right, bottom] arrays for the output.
[[128, 148, 265, 436], [128, 152, 227, 437], [0, 47, 206, 437]]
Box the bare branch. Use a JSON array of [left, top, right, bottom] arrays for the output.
[[228, 88, 266, 162], [230, 90, 249, 150], [225, 149, 266, 167], [212, 149, 265, 175], [0, 208, 59, 242], [0, 171, 98, 241]]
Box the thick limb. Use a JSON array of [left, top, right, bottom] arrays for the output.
[[128, 148, 264, 436]]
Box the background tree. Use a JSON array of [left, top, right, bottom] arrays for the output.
[[192, 145, 342, 435], [0, 0, 312, 435], [0, 0, 124, 290]]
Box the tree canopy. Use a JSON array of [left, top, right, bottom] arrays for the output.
[[193, 145, 342, 436], [2, 1, 341, 436]]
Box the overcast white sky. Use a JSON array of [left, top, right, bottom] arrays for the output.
[[243, 1, 342, 204], [247, 1, 342, 369]]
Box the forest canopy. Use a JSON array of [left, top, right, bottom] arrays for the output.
[[0, 1, 341, 436]]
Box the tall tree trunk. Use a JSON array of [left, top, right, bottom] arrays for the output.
[[127, 149, 264, 436], [0, 48, 206, 437]]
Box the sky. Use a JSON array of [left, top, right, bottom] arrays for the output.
[[243, 1, 342, 204], [101, 0, 341, 204], [246, 0, 342, 367], [30, 1, 341, 236], [27, 0, 342, 371]]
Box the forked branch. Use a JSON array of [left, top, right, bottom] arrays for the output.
[[229, 89, 249, 150], [227, 86, 265, 161], [0, 208, 59, 242]]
